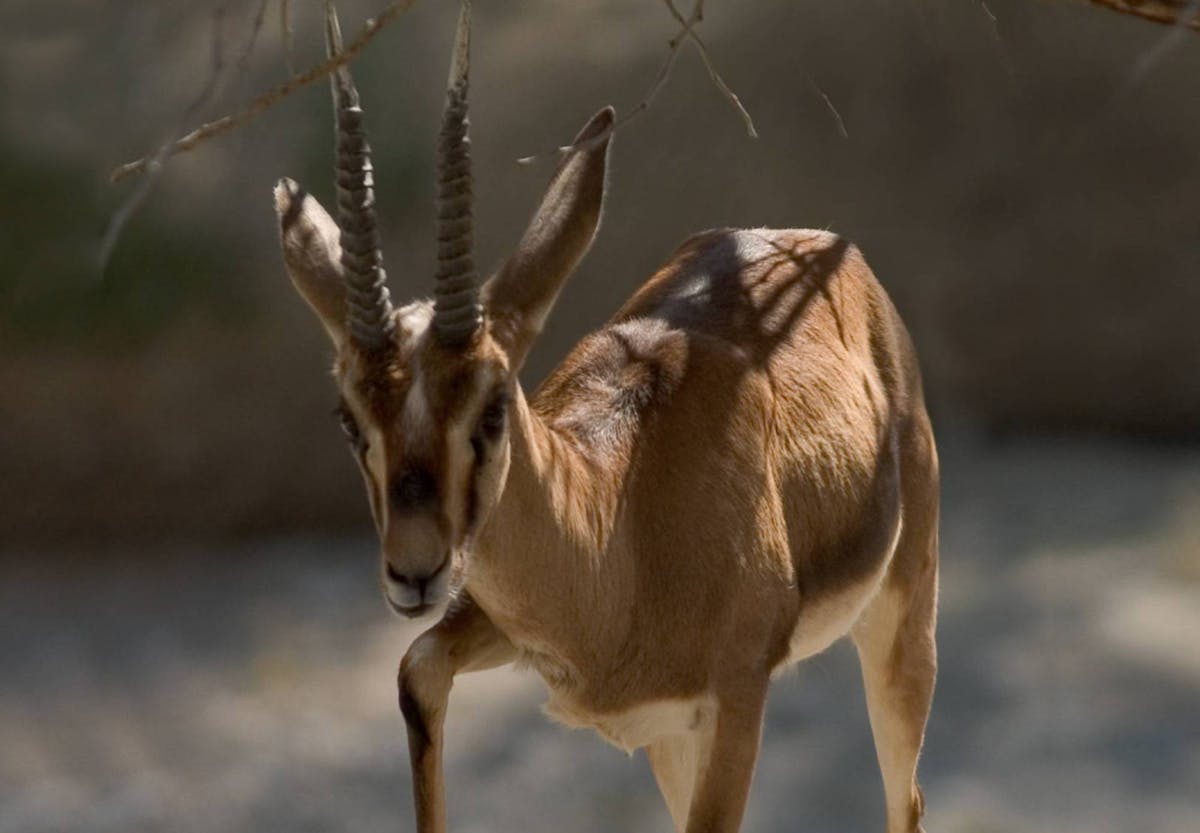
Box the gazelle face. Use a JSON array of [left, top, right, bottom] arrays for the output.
[[274, 1, 612, 619], [334, 302, 514, 617]]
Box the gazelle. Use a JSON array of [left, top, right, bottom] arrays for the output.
[[273, 3, 938, 831]]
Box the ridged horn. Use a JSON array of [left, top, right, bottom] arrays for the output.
[[326, 1, 394, 351], [432, 0, 482, 347]]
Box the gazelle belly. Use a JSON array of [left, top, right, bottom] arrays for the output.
[[543, 693, 717, 754], [779, 559, 891, 671]]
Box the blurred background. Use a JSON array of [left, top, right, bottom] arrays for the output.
[[1, 0, 1197, 831]]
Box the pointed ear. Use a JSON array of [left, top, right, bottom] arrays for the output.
[[483, 106, 614, 372], [274, 177, 348, 348]]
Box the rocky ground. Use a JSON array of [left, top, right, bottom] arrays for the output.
[[2, 435, 1198, 833]]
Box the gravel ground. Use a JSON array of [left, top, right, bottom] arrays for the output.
[[2, 436, 1198, 833]]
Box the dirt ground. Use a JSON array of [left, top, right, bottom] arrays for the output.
[[2, 434, 1198, 833]]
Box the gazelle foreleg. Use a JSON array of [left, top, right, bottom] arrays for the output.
[[679, 679, 770, 833], [398, 593, 516, 833], [648, 731, 708, 832]]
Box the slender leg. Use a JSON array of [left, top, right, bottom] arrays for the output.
[[852, 512, 938, 833], [647, 732, 707, 832], [680, 682, 769, 833], [398, 592, 516, 833]]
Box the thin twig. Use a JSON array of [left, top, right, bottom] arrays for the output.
[[280, 0, 296, 76], [517, 0, 724, 165], [977, 0, 1015, 81], [110, 0, 418, 183], [611, 5, 697, 131], [238, 0, 271, 74], [99, 5, 234, 273], [1083, 0, 1200, 29], [1114, 0, 1200, 95], [662, 0, 757, 138], [806, 76, 848, 139]]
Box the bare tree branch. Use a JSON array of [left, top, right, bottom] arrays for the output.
[[662, 0, 757, 138], [517, 0, 756, 165], [99, 4, 235, 272], [237, 0, 271, 75], [1083, 0, 1200, 29], [612, 1, 700, 132], [516, 3, 698, 165], [806, 76, 848, 139], [109, 0, 418, 184], [280, 0, 296, 75]]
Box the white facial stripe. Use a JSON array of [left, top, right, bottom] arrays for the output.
[[403, 367, 431, 436], [398, 300, 435, 449], [338, 301, 436, 534], [396, 300, 434, 353]]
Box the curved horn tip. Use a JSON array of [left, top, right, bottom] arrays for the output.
[[448, 0, 472, 89], [324, 2, 345, 56], [325, 0, 358, 103]]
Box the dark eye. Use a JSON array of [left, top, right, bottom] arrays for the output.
[[334, 404, 363, 449], [478, 394, 508, 439], [392, 468, 437, 510]]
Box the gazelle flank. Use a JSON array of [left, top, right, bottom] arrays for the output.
[[272, 3, 939, 833]]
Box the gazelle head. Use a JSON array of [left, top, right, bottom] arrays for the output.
[[274, 1, 612, 617]]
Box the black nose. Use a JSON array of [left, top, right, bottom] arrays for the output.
[[385, 563, 425, 590]]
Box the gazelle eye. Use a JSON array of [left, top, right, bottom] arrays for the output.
[[478, 393, 508, 439], [334, 404, 363, 448]]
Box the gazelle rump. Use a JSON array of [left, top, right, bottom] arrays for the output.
[[273, 3, 938, 832]]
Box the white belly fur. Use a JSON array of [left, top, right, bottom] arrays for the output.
[[536, 520, 901, 751], [777, 521, 900, 671], [544, 693, 717, 754]]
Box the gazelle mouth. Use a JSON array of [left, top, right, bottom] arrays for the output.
[[383, 554, 452, 619], [387, 599, 437, 619]]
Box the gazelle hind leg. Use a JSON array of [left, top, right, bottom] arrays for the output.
[[852, 530, 937, 833]]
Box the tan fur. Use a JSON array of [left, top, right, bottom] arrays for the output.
[[277, 107, 938, 833]]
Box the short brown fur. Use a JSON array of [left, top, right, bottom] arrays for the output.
[[276, 104, 938, 833]]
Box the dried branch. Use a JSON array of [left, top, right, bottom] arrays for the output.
[[978, 2, 1009, 67], [612, 2, 699, 131], [109, 0, 418, 184], [518, 0, 756, 164], [99, 4, 235, 272], [238, 0, 271, 74], [662, 0, 757, 138], [1107, 0, 1200, 103], [1083, 0, 1200, 29], [280, 0, 296, 75], [806, 76, 848, 139], [516, 5, 696, 165]]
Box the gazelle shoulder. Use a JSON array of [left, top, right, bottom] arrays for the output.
[[533, 317, 689, 451]]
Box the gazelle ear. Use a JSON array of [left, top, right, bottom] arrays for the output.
[[274, 177, 348, 348], [483, 106, 614, 372]]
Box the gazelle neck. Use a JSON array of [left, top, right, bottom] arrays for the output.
[[466, 383, 631, 642]]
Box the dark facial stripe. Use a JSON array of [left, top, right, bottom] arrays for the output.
[[465, 456, 481, 534]]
